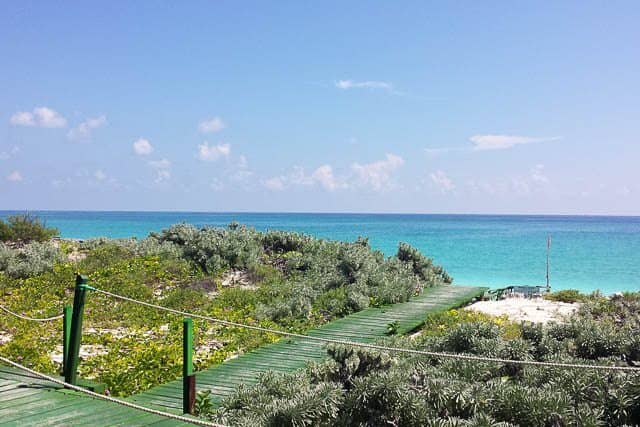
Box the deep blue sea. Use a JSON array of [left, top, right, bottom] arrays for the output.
[[1, 211, 639, 294]]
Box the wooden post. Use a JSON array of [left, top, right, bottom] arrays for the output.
[[65, 275, 89, 385], [62, 304, 72, 375], [183, 318, 196, 414]]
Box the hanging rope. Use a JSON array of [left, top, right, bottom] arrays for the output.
[[91, 286, 640, 372], [0, 355, 226, 427], [0, 304, 64, 322]]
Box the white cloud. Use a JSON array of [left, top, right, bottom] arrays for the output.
[[468, 164, 551, 196], [263, 154, 404, 193], [262, 166, 312, 191], [230, 155, 253, 185], [468, 179, 501, 196], [6, 171, 23, 182], [9, 112, 35, 126], [198, 117, 226, 134], [133, 138, 154, 156], [198, 142, 230, 161], [10, 107, 67, 128], [350, 153, 404, 192], [149, 159, 171, 169], [68, 115, 107, 141], [237, 155, 248, 169], [470, 134, 560, 151], [335, 80, 394, 92], [35, 107, 67, 128], [93, 170, 107, 181], [288, 166, 312, 186], [263, 176, 285, 191], [530, 164, 548, 183], [148, 158, 171, 183], [430, 170, 455, 193], [312, 164, 342, 191]]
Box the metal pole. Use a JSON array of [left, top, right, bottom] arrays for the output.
[[546, 236, 551, 289], [65, 275, 89, 385], [62, 304, 72, 375], [183, 317, 195, 414]]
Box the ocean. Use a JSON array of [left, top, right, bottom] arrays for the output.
[[1, 211, 639, 294]]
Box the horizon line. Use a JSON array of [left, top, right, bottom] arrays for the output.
[[1, 209, 639, 218]]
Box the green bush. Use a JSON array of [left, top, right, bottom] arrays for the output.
[[544, 289, 585, 303], [216, 297, 640, 427], [150, 223, 451, 322], [573, 320, 623, 359], [0, 241, 62, 278], [441, 322, 501, 353], [0, 214, 59, 243], [397, 242, 452, 285]]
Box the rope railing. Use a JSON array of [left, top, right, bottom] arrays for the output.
[[0, 304, 64, 322], [91, 285, 640, 372], [0, 355, 227, 427]]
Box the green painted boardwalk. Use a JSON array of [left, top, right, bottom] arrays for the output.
[[131, 285, 485, 411], [0, 285, 484, 425], [0, 365, 190, 426]]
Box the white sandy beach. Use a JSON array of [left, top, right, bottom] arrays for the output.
[[467, 297, 579, 323]]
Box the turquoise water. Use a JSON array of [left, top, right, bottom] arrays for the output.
[[1, 211, 639, 294]]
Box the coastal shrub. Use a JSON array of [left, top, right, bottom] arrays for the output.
[[578, 292, 640, 329], [79, 237, 183, 260], [0, 214, 59, 243], [520, 321, 545, 344], [215, 297, 640, 426], [0, 241, 62, 278], [261, 230, 314, 254], [573, 320, 623, 359], [314, 345, 393, 388], [148, 223, 451, 322], [340, 370, 426, 426], [216, 371, 344, 427], [441, 322, 501, 353], [397, 242, 452, 285], [544, 289, 585, 303], [154, 224, 263, 273]]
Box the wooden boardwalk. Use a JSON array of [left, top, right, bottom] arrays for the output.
[[0, 365, 191, 426], [130, 285, 485, 411], [0, 285, 485, 425]]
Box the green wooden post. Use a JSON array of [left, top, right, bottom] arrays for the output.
[[65, 275, 90, 385], [183, 317, 195, 414], [62, 304, 72, 374]]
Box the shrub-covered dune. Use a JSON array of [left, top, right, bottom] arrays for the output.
[[213, 294, 640, 426], [0, 222, 451, 395]]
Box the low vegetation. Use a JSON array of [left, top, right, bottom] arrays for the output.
[[211, 295, 640, 426], [544, 288, 588, 304], [0, 221, 450, 395], [0, 214, 59, 243]]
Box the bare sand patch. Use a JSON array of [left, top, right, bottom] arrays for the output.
[[466, 297, 579, 323]]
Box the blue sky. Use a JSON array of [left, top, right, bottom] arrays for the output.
[[1, 1, 639, 214]]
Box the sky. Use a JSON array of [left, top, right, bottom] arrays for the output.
[[1, 1, 639, 214]]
